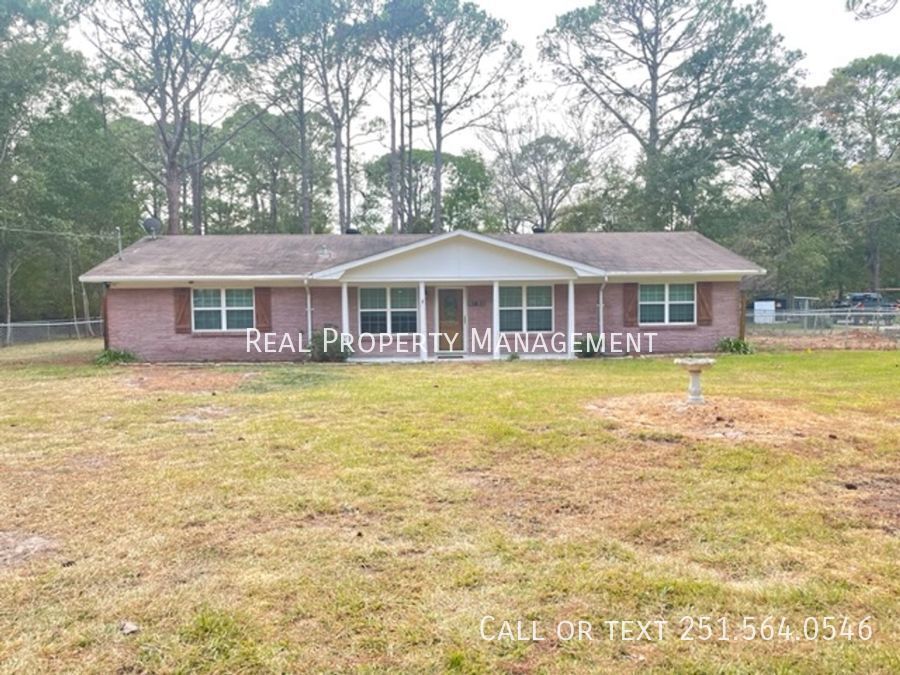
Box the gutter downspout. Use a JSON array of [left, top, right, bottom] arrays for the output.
[[598, 276, 608, 354], [304, 277, 313, 344]]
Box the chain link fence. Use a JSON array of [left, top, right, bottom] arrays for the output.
[[1, 318, 104, 346], [746, 309, 900, 335]]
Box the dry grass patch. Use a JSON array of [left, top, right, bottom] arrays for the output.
[[455, 446, 681, 547], [586, 392, 893, 448], [122, 365, 255, 393]]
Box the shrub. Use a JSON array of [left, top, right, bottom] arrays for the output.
[[716, 337, 754, 354], [94, 349, 137, 365], [309, 327, 350, 362], [574, 333, 599, 358]]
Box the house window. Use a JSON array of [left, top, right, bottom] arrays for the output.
[[192, 288, 254, 331], [499, 285, 553, 332], [359, 287, 418, 334], [639, 283, 695, 325]]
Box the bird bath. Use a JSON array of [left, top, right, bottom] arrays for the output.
[[673, 358, 716, 404]]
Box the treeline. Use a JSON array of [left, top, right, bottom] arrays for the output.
[[0, 0, 898, 328]]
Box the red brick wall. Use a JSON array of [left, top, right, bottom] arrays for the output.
[[601, 282, 740, 353], [106, 281, 741, 361], [107, 287, 308, 362]]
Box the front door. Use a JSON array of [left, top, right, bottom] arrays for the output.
[[437, 289, 464, 352]]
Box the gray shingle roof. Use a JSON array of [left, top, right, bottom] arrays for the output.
[[80, 231, 762, 281], [501, 232, 760, 273]]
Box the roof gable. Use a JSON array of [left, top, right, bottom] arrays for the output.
[[315, 231, 605, 281]]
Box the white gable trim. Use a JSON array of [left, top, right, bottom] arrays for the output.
[[311, 230, 607, 280]]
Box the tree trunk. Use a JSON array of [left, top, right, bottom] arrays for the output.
[[165, 160, 182, 235], [68, 251, 81, 338], [432, 112, 444, 233], [4, 254, 14, 346], [388, 48, 400, 235], [867, 221, 881, 292], [190, 161, 203, 235], [333, 121, 347, 233], [298, 69, 312, 234], [270, 168, 278, 233], [644, 39, 664, 230], [398, 50, 408, 233], [189, 100, 205, 235], [345, 115, 352, 230], [81, 283, 94, 336], [405, 49, 415, 229]]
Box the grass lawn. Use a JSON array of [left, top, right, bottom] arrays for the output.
[[1, 340, 898, 673]]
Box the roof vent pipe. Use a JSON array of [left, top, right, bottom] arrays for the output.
[[531, 226, 546, 234]]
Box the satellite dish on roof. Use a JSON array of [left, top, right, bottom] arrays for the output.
[[142, 217, 162, 239]]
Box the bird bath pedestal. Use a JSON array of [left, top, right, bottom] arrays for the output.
[[673, 358, 716, 404]]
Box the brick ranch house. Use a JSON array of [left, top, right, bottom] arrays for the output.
[[80, 230, 763, 361]]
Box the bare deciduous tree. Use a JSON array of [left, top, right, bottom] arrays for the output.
[[303, 0, 381, 234], [542, 0, 800, 229], [415, 0, 521, 233], [88, 0, 249, 234]]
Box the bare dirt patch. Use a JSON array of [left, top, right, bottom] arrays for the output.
[[836, 474, 900, 535], [750, 329, 898, 352], [586, 393, 882, 447], [0, 531, 56, 568], [122, 366, 256, 392], [456, 449, 679, 543], [170, 405, 234, 424]]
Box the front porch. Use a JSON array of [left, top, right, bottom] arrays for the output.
[[336, 280, 584, 361]]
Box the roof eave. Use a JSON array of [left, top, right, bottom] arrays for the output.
[[79, 273, 311, 284]]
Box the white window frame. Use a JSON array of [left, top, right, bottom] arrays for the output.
[[498, 284, 555, 333], [638, 282, 697, 326], [191, 288, 255, 333], [358, 286, 418, 335]]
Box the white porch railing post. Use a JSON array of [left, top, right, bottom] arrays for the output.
[[340, 283, 349, 337], [567, 280, 576, 358], [492, 281, 501, 360], [419, 281, 428, 361]]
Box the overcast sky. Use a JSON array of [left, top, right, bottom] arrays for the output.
[[484, 0, 900, 85]]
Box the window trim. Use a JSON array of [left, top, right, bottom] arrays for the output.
[[638, 282, 697, 326], [357, 286, 419, 335], [191, 288, 255, 333], [498, 284, 555, 333]]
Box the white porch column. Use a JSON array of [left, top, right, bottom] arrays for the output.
[[340, 283, 349, 337], [492, 281, 501, 360], [418, 281, 428, 361], [567, 280, 576, 358]]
